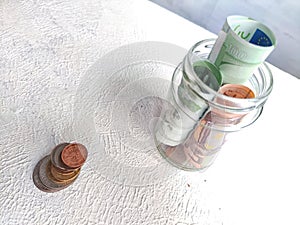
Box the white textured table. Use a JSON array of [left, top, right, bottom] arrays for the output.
[[1, 1, 300, 224]]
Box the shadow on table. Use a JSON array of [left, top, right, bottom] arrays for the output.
[[72, 41, 187, 186]]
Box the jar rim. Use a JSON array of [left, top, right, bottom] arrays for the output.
[[186, 39, 273, 110]]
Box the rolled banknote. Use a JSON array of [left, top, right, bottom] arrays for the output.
[[209, 15, 276, 84]]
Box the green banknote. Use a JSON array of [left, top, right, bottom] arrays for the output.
[[156, 60, 222, 146], [209, 15, 276, 84]]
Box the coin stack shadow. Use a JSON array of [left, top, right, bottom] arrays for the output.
[[33, 143, 88, 193]]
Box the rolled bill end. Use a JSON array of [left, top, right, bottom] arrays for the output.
[[209, 15, 276, 84]]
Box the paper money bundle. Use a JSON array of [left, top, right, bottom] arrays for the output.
[[209, 15, 276, 84]]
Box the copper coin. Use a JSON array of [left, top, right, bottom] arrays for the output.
[[32, 156, 55, 193], [61, 143, 88, 168], [219, 84, 255, 99], [213, 84, 255, 120], [50, 143, 74, 172], [50, 163, 80, 181], [39, 155, 75, 190]]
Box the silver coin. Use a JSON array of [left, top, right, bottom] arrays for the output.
[[39, 155, 75, 191], [32, 155, 56, 193], [50, 143, 74, 172]]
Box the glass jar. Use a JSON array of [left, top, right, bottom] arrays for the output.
[[154, 39, 273, 171]]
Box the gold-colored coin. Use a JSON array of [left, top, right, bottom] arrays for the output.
[[50, 164, 80, 181], [39, 156, 75, 190], [46, 162, 79, 184]]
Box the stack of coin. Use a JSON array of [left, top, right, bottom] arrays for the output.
[[33, 143, 88, 192]]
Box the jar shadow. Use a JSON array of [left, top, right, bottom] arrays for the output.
[[73, 42, 187, 186]]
